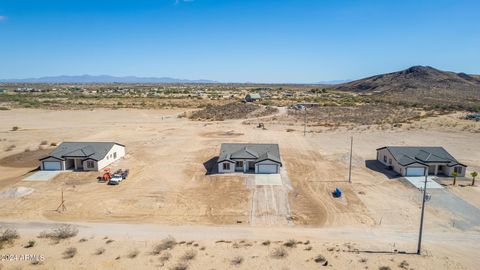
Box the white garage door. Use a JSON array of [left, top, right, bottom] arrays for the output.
[[406, 167, 425, 176], [43, 161, 61, 170], [257, 164, 278, 174]]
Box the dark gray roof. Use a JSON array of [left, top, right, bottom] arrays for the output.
[[377, 146, 466, 167], [218, 143, 282, 164], [40, 142, 124, 161]]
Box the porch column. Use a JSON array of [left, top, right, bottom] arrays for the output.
[[244, 162, 247, 173], [434, 165, 438, 175], [74, 159, 78, 170]]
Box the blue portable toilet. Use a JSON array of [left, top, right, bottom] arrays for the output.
[[333, 188, 342, 198]]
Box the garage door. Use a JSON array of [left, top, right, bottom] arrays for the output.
[[257, 164, 278, 174], [406, 167, 425, 176], [43, 161, 61, 170]]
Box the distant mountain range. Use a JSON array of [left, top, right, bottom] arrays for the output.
[[0, 75, 218, 84]]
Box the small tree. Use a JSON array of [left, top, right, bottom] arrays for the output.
[[452, 172, 458, 186], [471, 171, 478, 186]]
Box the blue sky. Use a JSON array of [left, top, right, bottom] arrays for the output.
[[0, 0, 479, 83]]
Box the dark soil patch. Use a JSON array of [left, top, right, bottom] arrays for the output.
[[0, 148, 50, 168]]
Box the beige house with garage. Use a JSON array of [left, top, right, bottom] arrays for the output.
[[217, 143, 282, 174], [39, 142, 125, 171], [376, 146, 466, 177]]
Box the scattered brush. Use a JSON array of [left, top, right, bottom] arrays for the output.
[[46, 224, 78, 241], [304, 246, 312, 251], [127, 249, 139, 259], [262, 240, 271, 246], [0, 227, 19, 249], [62, 247, 77, 259], [283, 239, 297, 248], [105, 239, 114, 244], [159, 252, 171, 262], [399, 260, 409, 269], [94, 247, 106, 255], [24, 240, 36, 248], [170, 263, 188, 270], [304, 240, 310, 245], [231, 256, 244, 266], [11, 126, 19, 131], [359, 258, 368, 263], [78, 238, 88, 243], [379, 267, 391, 270], [314, 254, 328, 266], [180, 250, 197, 261], [152, 236, 176, 255], [271, 247, 288, 259]]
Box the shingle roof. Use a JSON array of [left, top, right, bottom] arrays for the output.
[[40, 142, 123, 161], [218, 143, 282, 165], [377, 146, 466, 167]]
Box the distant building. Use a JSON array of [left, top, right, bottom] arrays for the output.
[[245, 93, 261, 102]]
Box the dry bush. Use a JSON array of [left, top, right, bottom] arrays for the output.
[[262, 240, 271, 246], [170, 263, 188, 270], [152, 236, 176, 255], [379, 266, 391, 270], [304, 246, 312, 251], [5, 145, 16, 152], [180, 250, 197, 261], [40, 141, 48, 145], [46, 224, 78, 241], [190, 102, 260, 121], [105, 239, 114, 244], [231, 256, 244, 266], [283, 239, 297, 248], [94, 247, 106, 255], [159, 252, 171, 262], [271, 247, 288, 259], [399, 260, 409, 269], [0, 228, 19, 249], [24, 240, 36, 248], [78, 238, 87, 242], [11, 126, 19, 131], [359, 258, 368, 263], [314, 254, 328, 265], [127, 249, 139, 258], [62, 247, 77, 259]]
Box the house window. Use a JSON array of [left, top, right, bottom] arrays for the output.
[[383, 156, 387, 162], [454, 167, 462, 174], [236, 161, 243, 168], [86, 161, 95, 168], [223, 163, 231, 170], [113, 152, 117, 159], [388, 158, 392, 165]]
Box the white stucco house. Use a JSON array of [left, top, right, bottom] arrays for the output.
[[39, 142, 125, 171], [376, 146, 466, 177], [217, 143, 282, 174]]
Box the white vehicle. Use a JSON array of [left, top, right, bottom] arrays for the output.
[[108, 174, 124, 185]]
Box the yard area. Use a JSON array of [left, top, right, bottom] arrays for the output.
[[0, 108, 478, 232]]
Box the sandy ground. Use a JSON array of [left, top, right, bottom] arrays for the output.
[[0, 108, 479, 269]]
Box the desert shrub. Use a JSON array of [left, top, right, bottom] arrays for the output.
[[304, 246, 312, 251], [399, 260, 409, 269], [231, 256, 244, 266], [379, 266, 391, 270], [62, 247, 77, 259], [170, 263, 188, 270], [262, 240, 271, 246], [359, 258, 368, 263], [283, 239, 297, 248], [11, 126, 19, 131], [105, 239, 114, 244], [24, 240, 36, 248], [159, 252, 171, 262], [94, 247, 106, 255], [127, 249, 139, 258], [271, 247, 288, 259], [78, 238, 87, 242], [5, 145, 16, 151], [0, 107, 10, 110], [48, 224, 78, 240], [50, 142, 57, 146], [152, 236, 176, 255], [180, 250, 197, 261], [40, 140, 48, 145], [0, 228, 19, 248], [314, 254, 328, 264]]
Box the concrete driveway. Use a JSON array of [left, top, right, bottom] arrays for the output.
[[23, 171, 61, 181], [404, 176, 443, 189]]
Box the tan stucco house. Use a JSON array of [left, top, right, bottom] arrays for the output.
[[40, 142, 125, 171], [217, 143, 282, 174], [376, 146, 466, 177]]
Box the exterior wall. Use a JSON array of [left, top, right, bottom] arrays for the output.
[[218, 161, 235, 173], [82, 160, 99, 171], [96, 144, 126, 171], [377, 148, 403, 175], [254, 160, 280, 174], [444, 165, 466, 177]]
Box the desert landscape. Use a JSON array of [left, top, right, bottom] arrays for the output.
[[0, 101, 479, 269]]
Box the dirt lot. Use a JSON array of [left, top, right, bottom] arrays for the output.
[[0, 108, 479, 268]]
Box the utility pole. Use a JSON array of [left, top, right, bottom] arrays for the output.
[[56, 188, 67, 212], [348, 136, 353, 183], [303, 107, 307, 136], [417, 174, 428, 255]]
